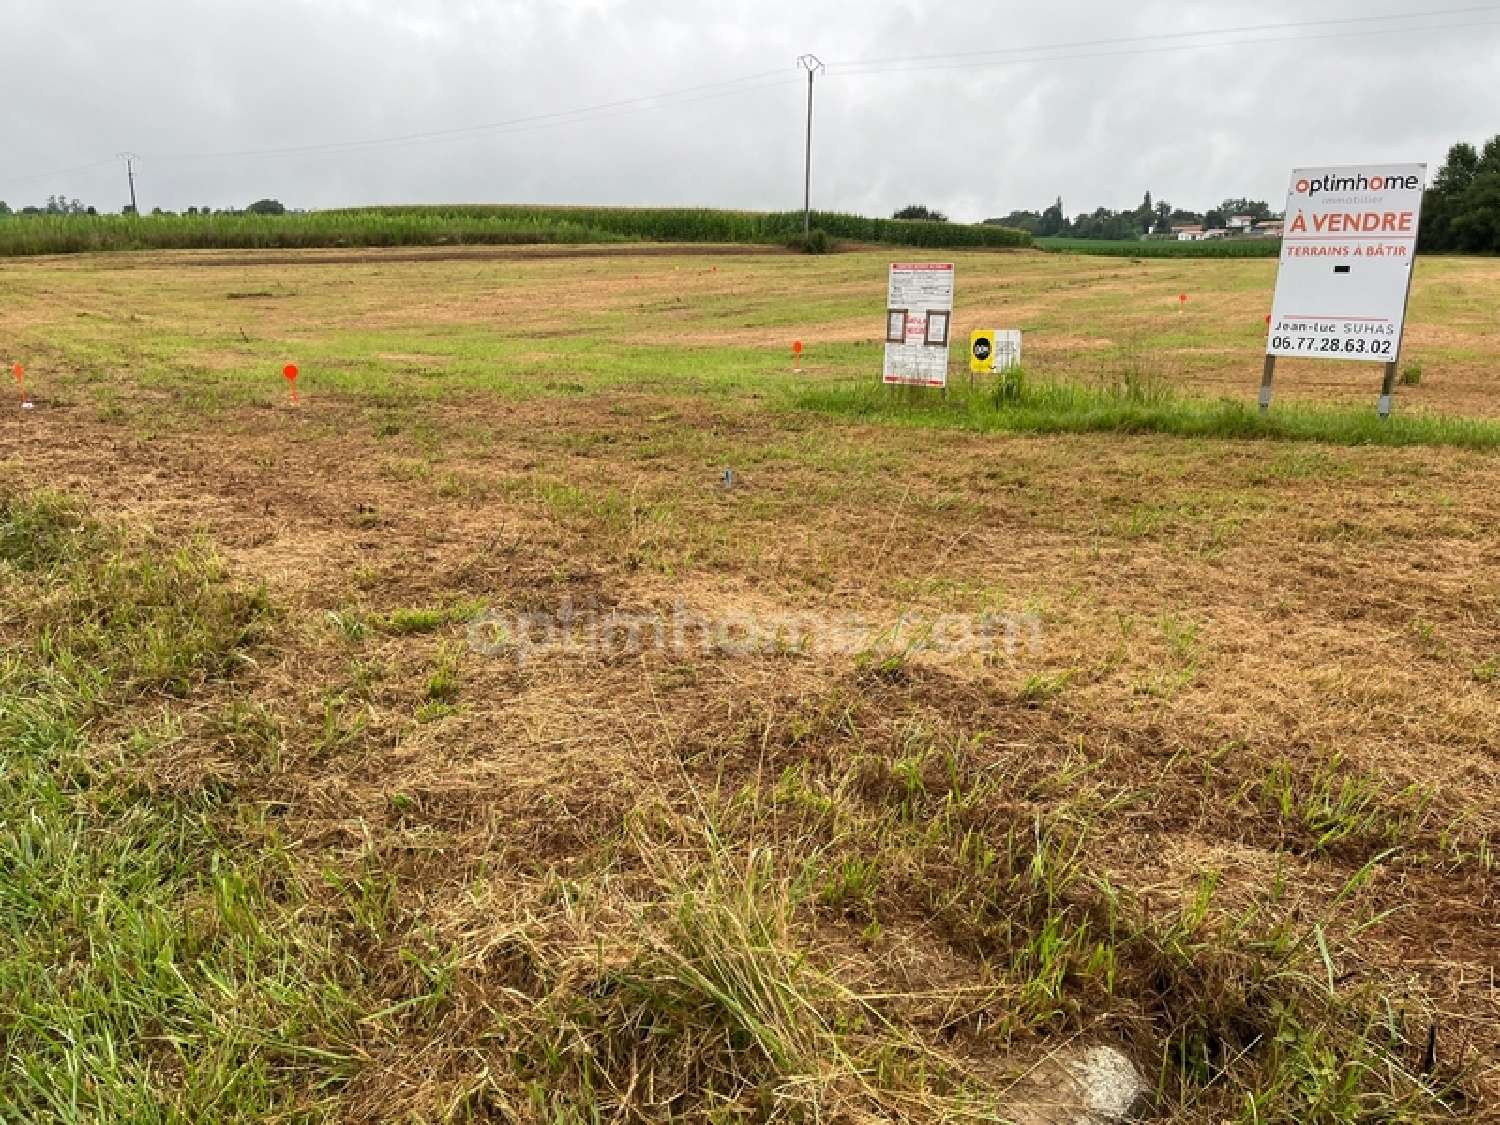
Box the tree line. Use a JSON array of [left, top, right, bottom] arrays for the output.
[[1421, 135, 1500, 253], [892, 196, 1277, 238], [0, 195, 98, 217], [0, 198, 288, 218], [900, 137, 1500, 255], [980, 194, 1276, 240]]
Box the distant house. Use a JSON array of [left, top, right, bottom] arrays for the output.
[[1175, 225, 1234, 241], [1178, 216, 1283, 240]]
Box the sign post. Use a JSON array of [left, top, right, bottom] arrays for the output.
[[883, 263, 955, 388], [1264, 163, 1426, 416]]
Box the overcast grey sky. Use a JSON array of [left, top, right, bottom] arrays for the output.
[[4, 0, 1499, 220]]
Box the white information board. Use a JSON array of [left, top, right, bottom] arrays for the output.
[[995, 329, 1022, 372], [884, 263, 954, 387], [1267, 164, 1426, 361]]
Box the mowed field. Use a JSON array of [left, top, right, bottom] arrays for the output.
[[1, 245, 1497, 1122]]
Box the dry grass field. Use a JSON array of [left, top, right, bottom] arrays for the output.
[[1, 245, 1496, 1122]]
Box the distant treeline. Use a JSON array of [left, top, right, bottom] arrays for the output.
[[995, 138, 1500, 254], [0, 204, 1030, 257], [1421, 135, 1500, 253], [986, 194, 1277, 240], [0, 195, 288, 218]]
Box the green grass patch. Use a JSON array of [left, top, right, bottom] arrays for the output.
[[373, 601, 484, 635], [0, 488, 1480, 1120], [0, 490, 365, 1119], [793, 373, 1500, 450]]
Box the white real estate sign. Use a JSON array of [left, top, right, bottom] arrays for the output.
[[1267, 163, 1426, 362], [884, 263, 954, 387]]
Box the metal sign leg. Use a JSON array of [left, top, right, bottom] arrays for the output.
[[1258, 355, 1277, 413], [1378, 361, 1398, 419]]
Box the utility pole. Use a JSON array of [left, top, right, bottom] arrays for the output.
[[796, 55, 825, 238], [118, 153, 139, 214]]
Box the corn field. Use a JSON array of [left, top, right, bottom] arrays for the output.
[[0, 206, 1031, 257]]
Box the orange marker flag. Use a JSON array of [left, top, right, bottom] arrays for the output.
[[283, 363, 300, 406], [792, 340, 803, 372], [13, 363, 31, 409]]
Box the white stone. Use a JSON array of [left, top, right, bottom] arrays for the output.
[[1067, 1046, 1147, 1123], [998, 1043, 1148, 1125]]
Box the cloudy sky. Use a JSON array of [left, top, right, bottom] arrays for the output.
[[4, 0, 1499, 220]]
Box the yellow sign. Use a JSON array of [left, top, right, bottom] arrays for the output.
[[969, 330, 996, 374]]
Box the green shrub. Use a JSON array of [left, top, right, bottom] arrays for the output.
[[788, 227, 833, 254]]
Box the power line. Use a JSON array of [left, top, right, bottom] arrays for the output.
[[131, 12, 1489, 187], [829, 15, 1500, 78], [0, 157, 119, 194], [827, 3, 1500, 69], [0, 74, 805, 196], [133, 75, 805, 174], [145, 67, 794, 164], [4, 6, 1499, 197]]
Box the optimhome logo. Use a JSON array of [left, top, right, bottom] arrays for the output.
[[1294, 171, 1422, 197]]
